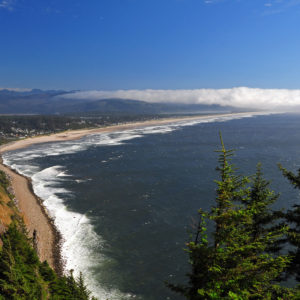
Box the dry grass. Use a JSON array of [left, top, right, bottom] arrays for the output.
[[0, 186, 14, 228]]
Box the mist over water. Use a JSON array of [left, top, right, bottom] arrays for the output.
[[3, 113, 300, 299]]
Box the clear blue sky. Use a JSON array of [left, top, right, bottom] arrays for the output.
[[1, 0, 300, 90]]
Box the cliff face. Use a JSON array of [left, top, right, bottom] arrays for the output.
[[0, 171, 18, 236], [0, 186, 13, 229]]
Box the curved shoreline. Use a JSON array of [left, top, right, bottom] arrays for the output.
[[0, 112, 258, 153], [0, 112, 260, 273], [0, 160, 62, 273], [25, 172, 64, 275]]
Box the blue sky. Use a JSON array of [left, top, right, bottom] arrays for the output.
[[1, 0, 300, 90]]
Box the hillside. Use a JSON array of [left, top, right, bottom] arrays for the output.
[[0, 169, 97, 299], [0, 89, 241, 115], [0, 170, 17, 233]]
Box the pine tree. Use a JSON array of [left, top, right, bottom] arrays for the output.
[[168, 136, 294, 299], [245, 163, 286, 253], [278, 164, 300, 281], [213, 134, 249, 249]]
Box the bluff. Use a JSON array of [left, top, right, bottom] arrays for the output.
[[0, 169, 96, 299]]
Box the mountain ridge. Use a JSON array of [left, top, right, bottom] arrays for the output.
[[0, 89, 247, 115]]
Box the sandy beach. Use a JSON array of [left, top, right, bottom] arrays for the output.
[[0, 112, 257, 271], [0, 162, 61, 272], [0, 113, 256, 153]]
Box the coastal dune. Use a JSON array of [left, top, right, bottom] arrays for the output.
[[0, 112, 259, 272]]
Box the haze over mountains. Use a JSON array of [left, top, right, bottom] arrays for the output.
[[2, 87, 300, 115], [0, 89, 240, 115]]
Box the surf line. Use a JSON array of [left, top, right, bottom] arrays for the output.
[[0, 111, 267, 295], [0, 156, 63, 274]]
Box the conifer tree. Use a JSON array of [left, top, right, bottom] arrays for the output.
[[245, 163, 286, 253], [0, 222, 96, 299], [278, 165, 300, 281], [168, 136, 294, 299]]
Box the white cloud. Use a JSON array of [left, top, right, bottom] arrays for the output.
[[202, 0, 300, 15], [59, 87, 300, 111], [261, 0, 300, 15], [0, 0, 15, 10]]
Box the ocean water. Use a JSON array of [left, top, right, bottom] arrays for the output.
[[3, 113, 300, 300]]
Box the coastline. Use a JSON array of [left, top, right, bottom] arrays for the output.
[[0, 161, 62, 273], [0, 112, 259, 273], [0, 112, 257, 153]]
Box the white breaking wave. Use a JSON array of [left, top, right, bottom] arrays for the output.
[[8, 164, 132, 299], [31, 166, 129, 299], [2, 112, 269, 299], [3, 113, 269, 166]]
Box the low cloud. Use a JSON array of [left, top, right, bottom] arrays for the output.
[[60, 87, 300, 111]]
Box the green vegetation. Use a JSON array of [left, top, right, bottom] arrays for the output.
[[278, 165, 300, 282], [0, 171, 97, 300], [0, 138, 13, 146], [0, 171, 17, 228], [0, 171, 10, 194], [2, 132, 300, 299], [0, 114, 164, 141], [169, 135, 300, 299], [0, 222, 96, 299]]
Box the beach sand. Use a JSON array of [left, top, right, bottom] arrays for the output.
[[0, 113, 254, 153], [0, 162, 61, 272], [0, 112, 257, 271]]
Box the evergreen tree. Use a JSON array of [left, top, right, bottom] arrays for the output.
[[213, 134, 249, 249], [168, 136, 294, 299], [245, 163, 286, 253], [278, 165, 300, 281], [0, 223, 96, 300]]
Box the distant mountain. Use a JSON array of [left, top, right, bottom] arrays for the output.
[[0, 89, 68, 97], [0, 89, 246, 115]]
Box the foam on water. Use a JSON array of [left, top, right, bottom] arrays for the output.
[[10, 164, 132, 299], [2, 112, 269, 299], [3, 113, 265, 165]]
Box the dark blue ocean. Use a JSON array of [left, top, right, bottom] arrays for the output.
[[3, 113, 300, 299]]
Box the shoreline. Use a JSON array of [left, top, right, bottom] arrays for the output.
[[0, 112, 258, 153], [0, 160, 63, 273], [25, 172, 64, 275], [0, 112, 260, 273]]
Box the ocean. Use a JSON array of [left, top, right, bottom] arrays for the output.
[[3, 113, 300, 300]]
